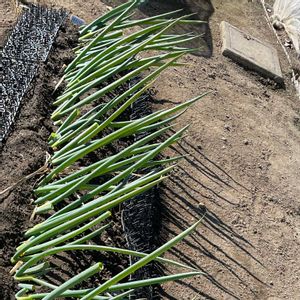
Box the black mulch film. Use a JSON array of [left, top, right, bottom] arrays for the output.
[[122, 78, 162, 300], [3, 5, 68, 62], [0, 5, 67, 144]]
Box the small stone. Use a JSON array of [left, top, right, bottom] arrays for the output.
[[198, 203, 207, 214], [208, 73, 216, 79], [284, 42, 292, 48], [263, 90, 270, 98], [244, 139, 249, 145], [224, 124, 230, 131]]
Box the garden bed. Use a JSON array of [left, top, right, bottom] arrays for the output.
[[2, 1, 300, 300], [0, 14, 167, 299], [0, 21, 78, 298]]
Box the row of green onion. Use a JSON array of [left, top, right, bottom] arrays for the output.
[[12, 1, 207, 299]]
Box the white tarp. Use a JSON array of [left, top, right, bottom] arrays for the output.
[[271, 0, 300, 55]]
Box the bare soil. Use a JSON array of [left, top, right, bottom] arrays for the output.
[[0, 1, 16, 47], [0, 20, 78, 299], [155, 1, 300, 300], [1, 0, 300, 300]]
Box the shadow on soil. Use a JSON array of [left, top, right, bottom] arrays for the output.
[[102, 0, 214, 57], [157, 128, 267, 299]]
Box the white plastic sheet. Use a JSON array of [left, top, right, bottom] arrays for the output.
[[271, 0, 300, 55]]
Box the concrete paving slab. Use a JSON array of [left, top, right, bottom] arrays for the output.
[[220, 21, 283, 84]]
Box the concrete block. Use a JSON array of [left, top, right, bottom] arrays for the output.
[[220, 21, 283, 84]]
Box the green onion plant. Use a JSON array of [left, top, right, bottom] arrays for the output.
[[11, 1, 207, 299]]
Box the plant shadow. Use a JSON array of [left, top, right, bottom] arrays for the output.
[[156, 127, 267, 299]]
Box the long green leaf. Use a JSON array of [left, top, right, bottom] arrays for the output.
[[81, 219, 203, 299]]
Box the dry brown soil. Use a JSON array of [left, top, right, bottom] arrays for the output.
[[0, 1, 16, 47], [1, 0, 300, 300]]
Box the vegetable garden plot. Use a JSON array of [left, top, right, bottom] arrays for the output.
[[10, 1, 207, 299], [0, 5, 67, 144]]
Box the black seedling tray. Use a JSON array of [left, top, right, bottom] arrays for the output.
[[0, 5, 68, 144]]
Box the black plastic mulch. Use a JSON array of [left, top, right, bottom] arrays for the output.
[[2, 5, 68, 62], [122, 78, 162, 300], [0, 5, 67, 144]]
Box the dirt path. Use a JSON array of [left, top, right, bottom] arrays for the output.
[[1, 1, 299, 299], [155, 1, 300, 299]]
